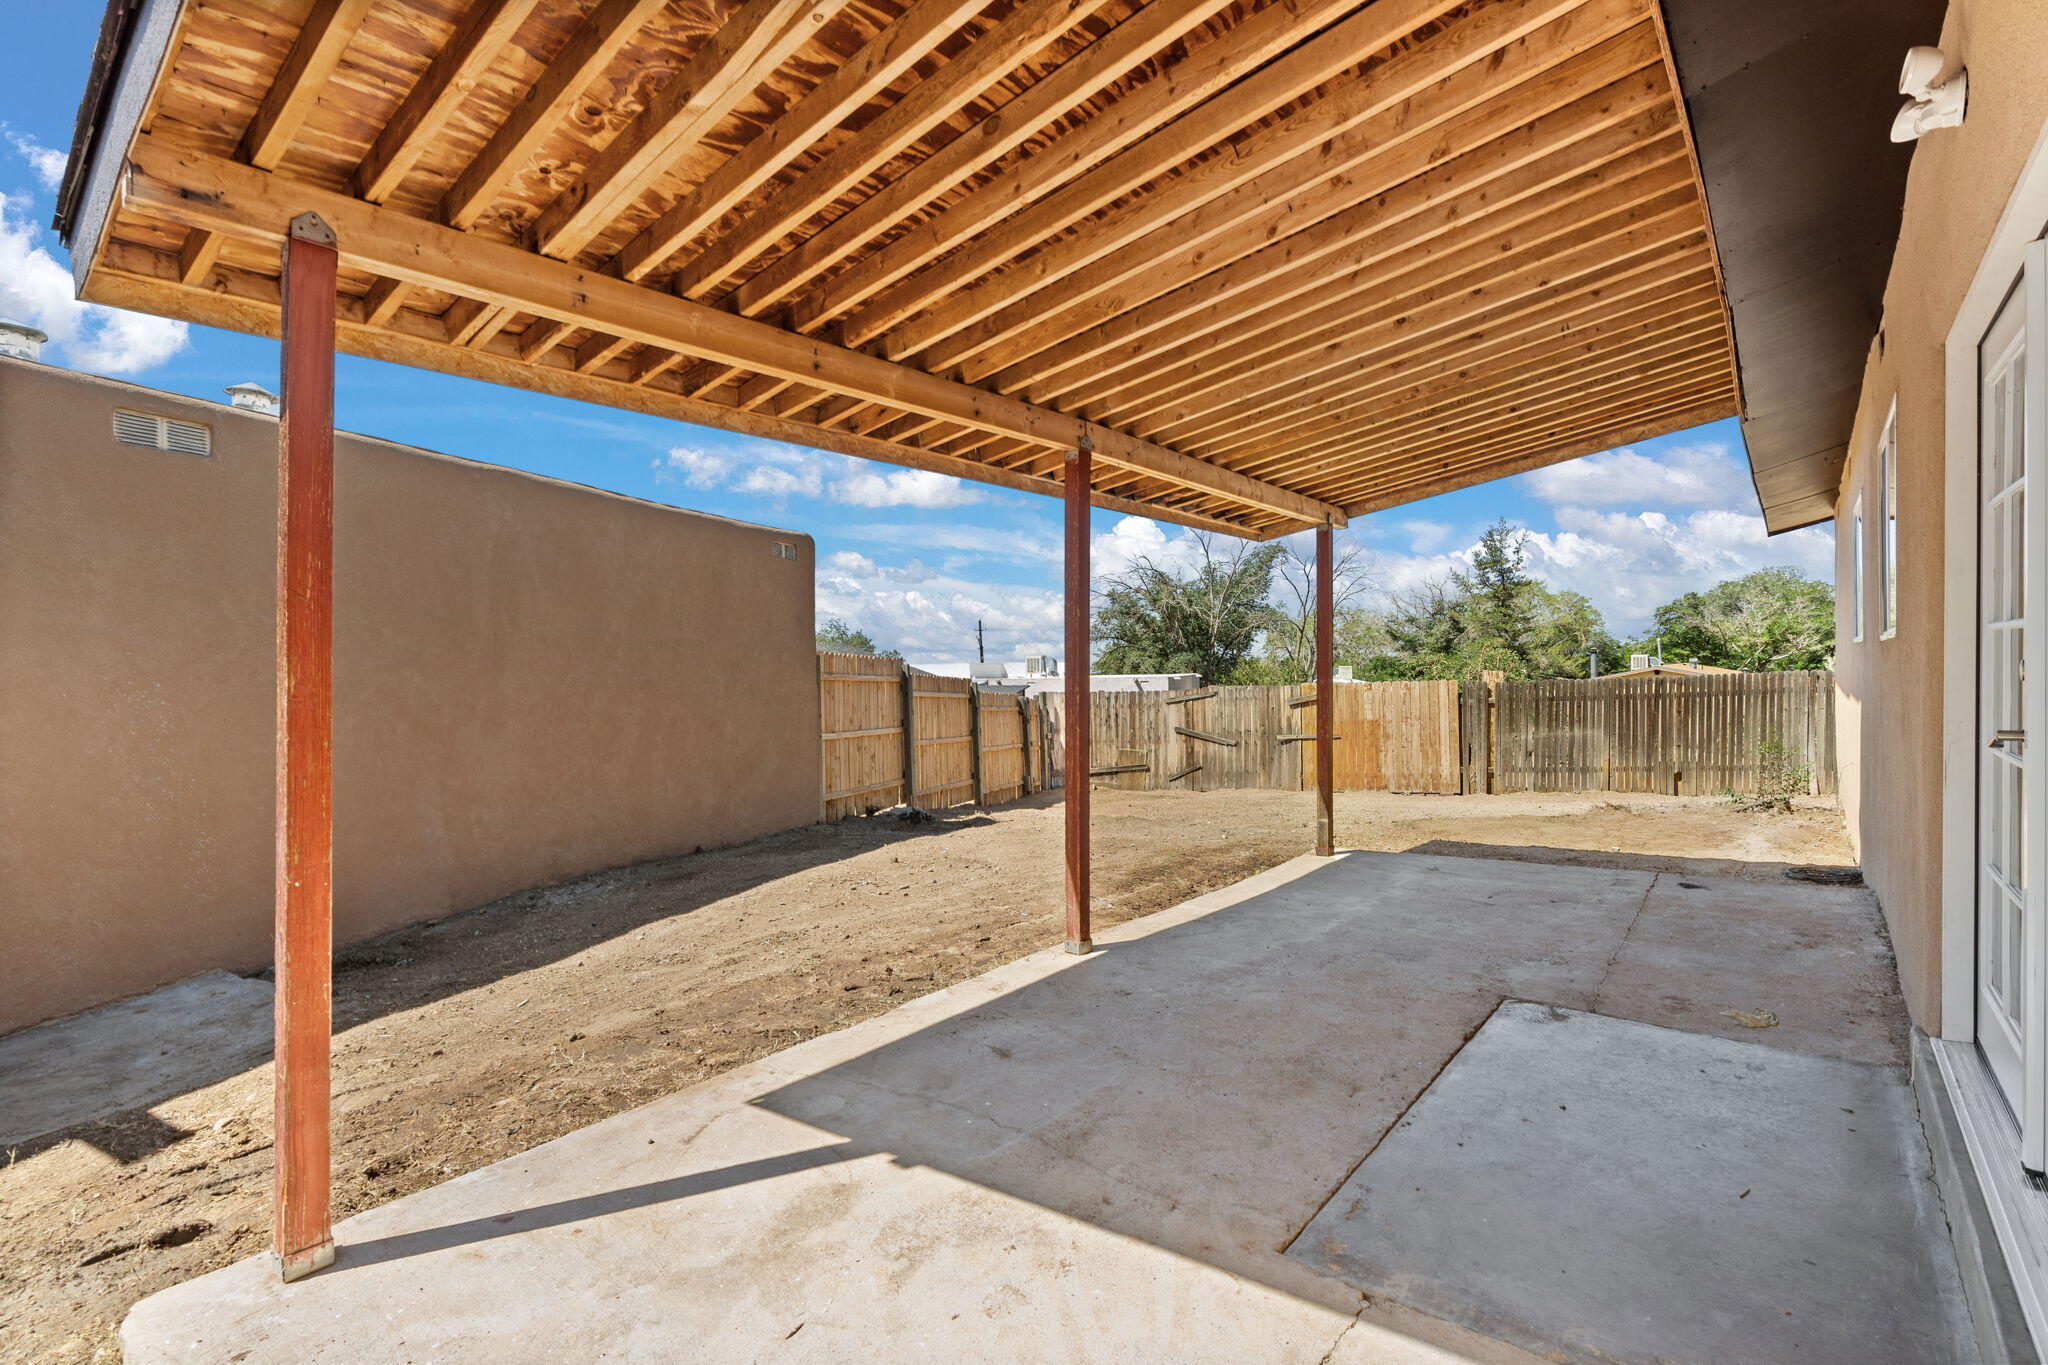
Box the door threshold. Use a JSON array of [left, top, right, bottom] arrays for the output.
[[1926, 1033, 2048, 1357]]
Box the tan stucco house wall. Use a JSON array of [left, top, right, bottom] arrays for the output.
[[0, 357, 820, 1033], [1832, 0, 2048, 1031]]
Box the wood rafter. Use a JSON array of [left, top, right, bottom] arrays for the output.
[[894, 0, 1623, 370], [125, 137, 1339, 528], [354, 0, 543, 203], [609, 0, 992, 282], [74, 0, 1744, 540], [437, 0, 669, 230], [528, 0, 839, 260]]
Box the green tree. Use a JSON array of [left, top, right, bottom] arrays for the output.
[[816, 617, 899, 657], [1367, 522, 1622, 680], [1092, 537, 1285, 682], [1646, 568, 1834, 671]]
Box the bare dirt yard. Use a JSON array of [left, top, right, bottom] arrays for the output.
[[3, 788, 1855, 1362]]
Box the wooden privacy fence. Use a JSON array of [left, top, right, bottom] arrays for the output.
[[1042, 681, 1461, 795], [1481, 671, 1837, 796], [817, 651, 1041, 822], [823, 662, 1835, 813]]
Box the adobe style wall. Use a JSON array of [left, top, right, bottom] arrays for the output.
[[1832, 0, 2048, 1030], [0, 358, 819, 1033]]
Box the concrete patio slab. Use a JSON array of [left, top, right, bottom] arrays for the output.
[[1288, 1001, 1973, 1364], [120, 851, 1932, 1363], [0, 971, 272, 1147]]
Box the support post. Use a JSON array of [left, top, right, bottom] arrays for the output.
[[968, 683, 985, 807], [1315, 518, 1335, 856], [274, 211, 338, 1283], [899, 664, 918, 809], [1064, 440, 1092, 954]]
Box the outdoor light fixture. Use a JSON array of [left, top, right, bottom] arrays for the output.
[[1891, 46, 1966, 142]]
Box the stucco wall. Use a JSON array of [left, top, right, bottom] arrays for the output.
[[1832, 0, 2048, 1030], [0, 359, 819, 1033]]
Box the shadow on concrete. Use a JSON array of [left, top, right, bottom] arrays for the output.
[[338, 1143, 852, 1270], [117, 851, 1933, 1364], [1401, 836, 1857, 883]]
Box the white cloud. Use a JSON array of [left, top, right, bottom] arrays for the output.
[[829, 467, 983, 508], [739, 461, 824, 499], [1360, 506, 1833, 635], [1398, 519, 1454, 553], [4, 127, 64, 192], [840, 520, 1059, 563], [0, 192, 188, 373], [652, 445, 735, 487], [1521, 441, 1749, 511], [816, 553, 1063, 667], [1091, 515, 1210, 579]]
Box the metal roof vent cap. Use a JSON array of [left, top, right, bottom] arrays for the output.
[[224, 381, 280, 414], [0, 317, 48, 362]]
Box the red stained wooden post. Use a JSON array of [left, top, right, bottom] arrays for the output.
[[275, 212, 338, 1282], [1063, 439, 1092, 954], [1315, 519, 1335, 857]]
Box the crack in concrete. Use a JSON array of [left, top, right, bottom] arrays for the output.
[[1588, 872, 1659, 1012], [1315, 1296, 1369, 1365]]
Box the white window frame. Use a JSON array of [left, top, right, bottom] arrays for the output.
[[1850, 493, 1865, 643], [1880, 405, 1900, 639]]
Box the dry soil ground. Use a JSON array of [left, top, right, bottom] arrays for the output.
[[2, 788, 1856, 1362]]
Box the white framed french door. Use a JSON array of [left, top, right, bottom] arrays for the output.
[[1977, 238, 2048, 1169]]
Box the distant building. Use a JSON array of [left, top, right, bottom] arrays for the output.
[[971, 657, 1202, 698], [1603, 659, 1740, 680]]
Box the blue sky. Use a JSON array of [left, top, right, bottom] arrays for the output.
[[0, 10, 1832, 675]]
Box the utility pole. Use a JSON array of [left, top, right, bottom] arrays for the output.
[[977, 619, 986, 663]]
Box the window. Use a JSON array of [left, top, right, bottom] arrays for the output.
[[1850, 494, 1865, 643], [1879, 410, 1898, 638], [112, 409, 211, 456]]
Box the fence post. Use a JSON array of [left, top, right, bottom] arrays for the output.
[[969, 684, 985, 807], [899, 664, 917, 809], [1018, 693, 1033, 794]]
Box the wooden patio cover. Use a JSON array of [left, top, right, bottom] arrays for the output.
[[65, 0, 1737, 539]]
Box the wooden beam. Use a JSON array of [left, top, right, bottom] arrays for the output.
[[1066, 146, 1692, 424], [242, 0, 376, 170], [1338, 394, 1737, 514], [354, 0, 544, 203], [894, 0, 1614, 368], [1113, 195, 1702, 439], [177, 229, 224, 284], [179, 0, 374, 298], [125, 137, 1344, 526], [1064, 442, 1091, 955], [667, 0, 1112, 300], [985, 31, 1671, 394], [610, 0, 989, 282], [734, 0, 1240, 319], [361, 277, 411, 326], [1194, 274, 1722, 478], [90, 243, 1267, 539], [529, 0, 836, 259], [273, 211, 338, 1284], [1152, 226, 1711, 456], [795, 0, 1369, 337], [437, 0, 669, 229], [1283, 348, 1733, 483], [1221, 296, 1722, 472], [1015, 93, 1679, 407]]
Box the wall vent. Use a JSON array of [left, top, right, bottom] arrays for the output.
[[113, 409, 212, 457], [771, 541, 799, 560]]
